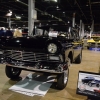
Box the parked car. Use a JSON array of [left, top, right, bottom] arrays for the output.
[[0, 25, 82, 90], [82, 77, 95, 84], [87, 36, 100, 49]]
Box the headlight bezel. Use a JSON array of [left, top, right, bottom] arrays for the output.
[[47, 43, 57, 54]]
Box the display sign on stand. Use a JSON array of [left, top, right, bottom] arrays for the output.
[[76, 71, 100, 100]]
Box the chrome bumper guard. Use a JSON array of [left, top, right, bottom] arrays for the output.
[[6, 63, 63, 74]]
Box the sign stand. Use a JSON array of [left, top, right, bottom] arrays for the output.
[[76, 71, 100, 99], [87, 96, 100, 100]]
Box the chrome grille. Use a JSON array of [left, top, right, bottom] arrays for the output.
[[4, 50, 49, 62], [12, 51, 22, 60]]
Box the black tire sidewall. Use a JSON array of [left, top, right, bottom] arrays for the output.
[[5, 66, 22, 79], [57, 68, 69, 90]]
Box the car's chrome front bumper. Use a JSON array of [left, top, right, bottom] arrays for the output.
[[5, 63, 67, 74]]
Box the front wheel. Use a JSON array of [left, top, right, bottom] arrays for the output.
[[5, 65, 22, 79], [57, 68, 69, 90], [88, 83, 92, 87]]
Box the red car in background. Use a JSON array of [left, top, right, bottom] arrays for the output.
[[94, 89, 100, 96]]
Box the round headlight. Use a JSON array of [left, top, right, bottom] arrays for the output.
[[47, 43, 57, 53]]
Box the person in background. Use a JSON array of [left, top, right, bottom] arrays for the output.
[[13, 28, 22, 37], [0, 28, 5, 36], [5, 27, 13, 37]]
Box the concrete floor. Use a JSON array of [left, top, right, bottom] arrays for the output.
[[0, 49, 100, 100]]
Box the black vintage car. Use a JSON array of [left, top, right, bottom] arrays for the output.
[[0, 25, 82, 89]]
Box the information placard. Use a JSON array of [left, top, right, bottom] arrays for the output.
[[76, 71, 100, 98]]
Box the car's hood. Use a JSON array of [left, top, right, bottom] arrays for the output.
[[87, 39, 95, 42], [0, 36, 73, 51]]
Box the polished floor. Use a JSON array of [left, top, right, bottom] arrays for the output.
[[0, 49, 100, 100]]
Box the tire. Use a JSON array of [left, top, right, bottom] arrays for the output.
[[88, 83, 92, 87], [96, 84, 99, 87], [75, 51, 82, 64], [57, 68, 69, 90], [87, 46, 89, 49], [5, 65, 22, 79]]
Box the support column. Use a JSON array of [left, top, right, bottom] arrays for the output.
[[28, 0, 35, 36], [79, 20, 82, 38], [72, 13, 76, 27], [82, 23, 84, 38], [7, 17, 11, 28], [9, 17, 11, 28], [90, 20, 94, 37]]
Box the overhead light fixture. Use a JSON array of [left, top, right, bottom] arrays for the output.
[[44, 0, 57, 2], [9, 10, 12, 14], [52, 15, 54, 18], [56, 6, 59, 8], [57, 9, 60, 10], [54, 0, 57, 2], [6, 10, 12, 17], [63, 12, 65, 13], [16, 16, 21, 19], [68, 21, 70, 23]]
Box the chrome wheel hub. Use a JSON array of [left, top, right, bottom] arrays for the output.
[[64, 69, 69, 84]]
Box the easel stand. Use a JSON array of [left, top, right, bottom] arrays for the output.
[[87, 96, 100, 100]]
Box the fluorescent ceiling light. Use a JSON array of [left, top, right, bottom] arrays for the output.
[[54, 0, 57, 2], [44, 0, 57, 2], [16, 16, 21, 19]]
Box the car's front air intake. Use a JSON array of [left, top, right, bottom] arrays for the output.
[[3, 50, 49, 62]]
